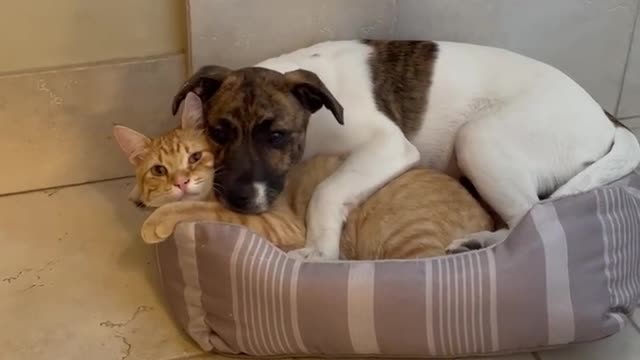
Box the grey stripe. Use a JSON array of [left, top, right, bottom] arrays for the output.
[[487, 250, 499, 352], [278, 258, 296, 353], [289, 260, 307, 353], [495, 214, 548, 349], [530, 205, 576, 344], [373, 261, 427, 355], [195, 224, 241, 354], [156, 236, 192, 344], [554, 192, 610, 341], [269, 251, 286, 353]]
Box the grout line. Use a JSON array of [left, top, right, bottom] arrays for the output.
[[0, 175, 135, 198], [615, 1, 640, 117], [532, 351, 544, 360], [628, 313, 640, 334], [185, 0, 195, 76], [0, 52, 185, 78]]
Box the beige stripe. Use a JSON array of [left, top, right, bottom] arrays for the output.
[[453, 257, 461, 354], [175, 223, 212, 351], [347, 262, 380, 354], [260, 246, 277, 354], [437, 259, 445, 353], [597, 190, 625, 331], [240, 236, 259, 354], [628, 193, 640, 298], [445, 259, 453, 354], [289, 260, 307, 352], [487, 250, 499, 351], [424, 261, 436, 354], [270, 253, 286, 353], [470, 254, 477, 352], [230, 229, 248, 352], [474, 251, 486, 352], [461, 255, 469, 353], [531, 205, 576, 345], [248, 238, 267, 354]]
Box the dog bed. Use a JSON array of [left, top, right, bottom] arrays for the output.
[[154, 169, 640, 358]]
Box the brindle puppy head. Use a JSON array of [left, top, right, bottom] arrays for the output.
[[172, 65, 344, 213]]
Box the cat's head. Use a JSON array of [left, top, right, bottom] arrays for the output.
[[114, 93, 214, 208]]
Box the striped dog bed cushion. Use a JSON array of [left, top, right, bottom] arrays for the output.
[[155, 169, 640, 358]]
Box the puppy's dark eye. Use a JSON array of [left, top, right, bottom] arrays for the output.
[[210, 120, 233, 144], [188, 151, 202, 164], [268, 130, 289, 148], [150, 165, 167, 176]]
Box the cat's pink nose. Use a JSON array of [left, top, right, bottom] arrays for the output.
[[174, 177, 190, 191]]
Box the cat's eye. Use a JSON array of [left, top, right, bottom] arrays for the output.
[[209, 120, 233, 145], [188, 151, 202, 164], [150, 165, 167, 176]]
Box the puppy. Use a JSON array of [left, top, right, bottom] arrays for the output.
[[171, 40, 640, 259]]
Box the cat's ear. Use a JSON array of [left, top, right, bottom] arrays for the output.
[[181, 92, 205, 130], [113, 125, 150, 165]]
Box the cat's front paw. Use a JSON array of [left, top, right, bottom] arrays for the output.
[[141, 210, 176, 244]]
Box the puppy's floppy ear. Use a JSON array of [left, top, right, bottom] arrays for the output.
[[284, 69, 344, 125], [180, 92, 205, 130], [113, 125, 150, 165], [172, 65, 231, 115]]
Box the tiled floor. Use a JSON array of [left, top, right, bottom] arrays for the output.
[[0, 178, 638, 360]]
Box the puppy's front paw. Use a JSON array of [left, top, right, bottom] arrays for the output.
[[445, 238, 483, 254], [445, 229, 510, 254], [287, 247, 327, 261]]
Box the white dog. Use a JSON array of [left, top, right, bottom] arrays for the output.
[[172, 40, 640, 260]]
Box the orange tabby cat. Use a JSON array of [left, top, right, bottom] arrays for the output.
[[115, 93, 493, 260]]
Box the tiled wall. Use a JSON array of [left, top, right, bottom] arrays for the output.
[[3, 1, 640, 196], [0, 1, 188, 195], [189, 0, 640, 133]]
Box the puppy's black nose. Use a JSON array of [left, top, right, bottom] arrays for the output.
[[226, 184, 254, 211]]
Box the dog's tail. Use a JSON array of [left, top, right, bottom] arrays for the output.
[[550, 110, 640, 198]]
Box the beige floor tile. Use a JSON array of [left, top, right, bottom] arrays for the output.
[[537, 324, 640, 360], [0, 179, 203, 360]]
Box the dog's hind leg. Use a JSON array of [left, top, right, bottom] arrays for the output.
[[446, 114, 542, 253]]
